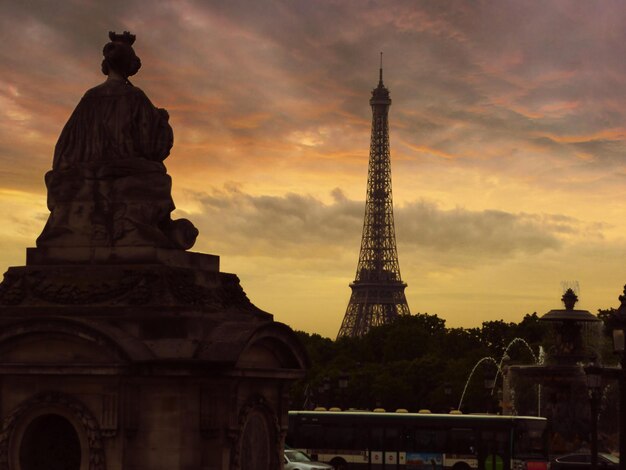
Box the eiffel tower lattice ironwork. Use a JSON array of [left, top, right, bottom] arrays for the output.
[[337, 57, 410, 339]]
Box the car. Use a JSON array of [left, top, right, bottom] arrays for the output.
[[284, 448, 333, 470], [551, 452, 619, 470]]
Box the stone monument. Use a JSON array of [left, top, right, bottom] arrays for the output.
[[0, 31, 307, 470], [508, 289, 602, 452]]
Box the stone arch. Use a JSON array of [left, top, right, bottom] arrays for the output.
[[236, 322, 309, 370], [0, 317, 153, 364], [197, 321, 308, 369], [230, 395, 281, 470], [0, 391, 106, 470]]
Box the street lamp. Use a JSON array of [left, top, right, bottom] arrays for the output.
[[338, 374, 349, 390], [316, 376, 331, 409], [612, 285, 626, 470], [323, 376, 331, 407], [338, 374, 349, 410], [484, 367, 496, 414], [584, 359, 603, 470], [316, 383, 325, 409], [444, 382, 452, 413]]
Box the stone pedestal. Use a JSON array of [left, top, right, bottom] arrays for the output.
[[0, 247, 307, 470]]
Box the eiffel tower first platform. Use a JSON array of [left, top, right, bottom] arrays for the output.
[[337, 58, 411, 339]]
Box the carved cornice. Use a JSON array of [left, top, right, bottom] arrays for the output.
[[0, 266, 255, 312]]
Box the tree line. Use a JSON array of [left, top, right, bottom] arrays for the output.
[[291, 311, 616, 414]]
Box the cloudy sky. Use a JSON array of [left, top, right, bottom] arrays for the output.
[[1, 0, 626, 337]]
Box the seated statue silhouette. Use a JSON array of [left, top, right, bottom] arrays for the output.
[[37, 31, 198, 250]]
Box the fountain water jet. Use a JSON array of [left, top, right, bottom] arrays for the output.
[[458, 356, 502, 412], [493, 337, 539, 394]]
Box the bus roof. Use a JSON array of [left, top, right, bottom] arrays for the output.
[[289, 410, 547, 423]]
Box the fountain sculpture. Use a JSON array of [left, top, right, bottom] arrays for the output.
[[508, 289, 602, 453]]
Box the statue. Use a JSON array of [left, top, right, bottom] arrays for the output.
[[37, 31, 198, 250]]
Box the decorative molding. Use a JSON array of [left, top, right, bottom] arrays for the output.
[[199, 386, 220, 439], [218, 274, 255, 309], [229, 395, 281, 470], [167, 269, 221, 308], [0, 268, 151, 306], [0, 267, 256, 312], [0, 271, 25, 306], [100, 392, 118, 438], [0, 391, 106, 470], [123, 383, 139, 439]]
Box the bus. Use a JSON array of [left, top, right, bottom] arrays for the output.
[[286, 411, 549, 470]]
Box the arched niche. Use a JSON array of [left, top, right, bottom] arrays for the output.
[[18, 413, 82, 470], [232, 397, 280, 470], [0, 392, 106, 470]]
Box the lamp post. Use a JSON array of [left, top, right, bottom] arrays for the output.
[[484, 366, 496, 414], [316, 376, 331, 409], [444, 382, 452, 413], [323, 376, 331, 408], [338, 373, 349, 410], [500, 354, 513, 416], [496, 388, 503, 415], [612, 286, 626, 470], [584, 359, 603, 470], [316, 382, 325, 409]]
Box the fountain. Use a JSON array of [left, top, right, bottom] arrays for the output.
[[458, 356, 502, 412], [508, 288, 602, 453], [493, 338, 543, 417], [494, 337, 539, 391], [458, 339, 541, 415]]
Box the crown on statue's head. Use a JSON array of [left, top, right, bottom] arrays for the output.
[[108, 31, 136, 46]]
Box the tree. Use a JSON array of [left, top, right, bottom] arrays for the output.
[[292, 312, 550, 413]]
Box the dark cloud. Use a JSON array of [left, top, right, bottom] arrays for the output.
[[397, 202, 565, 256], [571, 139, 626, 164], [183, 187, 598, 264], [3, 0, 626, 192], [190, 186, 362, 258]]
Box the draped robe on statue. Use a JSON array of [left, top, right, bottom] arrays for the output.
[[37, 79, 195, 249]]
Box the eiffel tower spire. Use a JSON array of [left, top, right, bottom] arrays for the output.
[[337, 58, 410, 339]]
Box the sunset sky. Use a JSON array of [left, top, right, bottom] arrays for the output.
[[2, 1, 626, 337]]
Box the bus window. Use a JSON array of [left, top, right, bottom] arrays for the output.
[[402, 428, 413, 450], [479, 430, 510, 470], [384, 427, 400, 451], [513, 421, 549, 459], [326, 425, 355, 450], [413, 429, 446, 452], [353, 425, 368, 450], [480, 430, 508, 453], [299, 424, 324, 448], [448, 428, 476, 455], [371, 427, 384, 449]]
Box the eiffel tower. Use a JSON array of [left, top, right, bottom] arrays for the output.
[[337, 56, 410, 339]]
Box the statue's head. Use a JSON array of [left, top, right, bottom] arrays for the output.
[[101, 31, 141, 79]]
